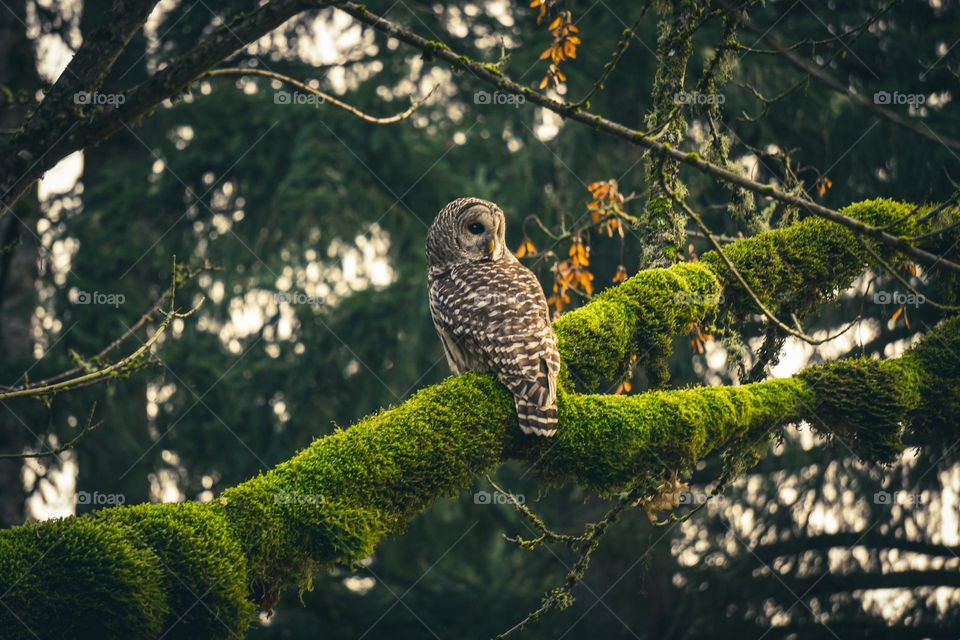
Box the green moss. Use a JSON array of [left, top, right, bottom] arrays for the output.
[[221, 373, 513, 608], [697, 198, 946, 325], [523, 377, 809, 493], [1, 200, 957, 638], [900, 316, 960, 438], [798, 360, 907, 463], [553, 263, 720, 389], [0, 516, 168, 639], [96, 503, 255, 638]]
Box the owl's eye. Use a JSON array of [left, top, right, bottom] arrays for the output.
[[467, 222, 485, 235]]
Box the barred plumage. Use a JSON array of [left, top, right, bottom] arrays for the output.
[[426, 198, 561, 436]]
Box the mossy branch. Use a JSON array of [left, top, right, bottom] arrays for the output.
[[1, 199, 958, 639]]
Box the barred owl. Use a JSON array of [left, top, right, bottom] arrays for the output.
[[426, 197, 561, 436]]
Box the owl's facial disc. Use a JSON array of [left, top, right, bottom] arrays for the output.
[[459, 204, 504, 261]]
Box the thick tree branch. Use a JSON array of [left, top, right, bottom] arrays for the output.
[[0, 199, 958, 638]]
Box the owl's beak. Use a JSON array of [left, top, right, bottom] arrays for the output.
[[488, 239, 496, 257]]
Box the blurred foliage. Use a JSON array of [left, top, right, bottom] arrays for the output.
[[2, 0, 960, 638]]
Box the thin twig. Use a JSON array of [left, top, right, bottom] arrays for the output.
[[0, 403, 101, 460], [668, 188, 857, 345], [0, 259, 204, 401], [205, 68, 436, 124]]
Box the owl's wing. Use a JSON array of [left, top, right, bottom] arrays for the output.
[[428, 275, 483, 374], [433, 324, 465, 374], [432, 261, 560, 434]]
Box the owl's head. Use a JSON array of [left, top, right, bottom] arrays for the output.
[[426, 197, 510, 270]]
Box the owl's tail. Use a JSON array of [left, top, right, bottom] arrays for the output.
[[515, 396, 558, 437]]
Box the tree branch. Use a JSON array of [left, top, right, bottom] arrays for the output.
[[0, 199, 958, 638], [0, 0, 334, 213], [720, 0, 960, 152], [335, 2, 960, 276]]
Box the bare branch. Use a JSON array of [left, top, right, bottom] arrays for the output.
[[205, 68, 435, 124]]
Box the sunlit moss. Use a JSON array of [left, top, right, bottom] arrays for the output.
[[554, 262, 719, 389], [0, 199, 957, 638]]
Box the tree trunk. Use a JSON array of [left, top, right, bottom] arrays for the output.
[[0, 0, 39, 528]]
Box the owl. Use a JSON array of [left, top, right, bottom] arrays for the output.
[[426, 197, 561, 436]]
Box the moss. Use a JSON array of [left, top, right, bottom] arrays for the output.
[[220, 373, 513, 608], [899, 316, 960, 438], [0, 516, 168, 639], [553, 263, 719, 389], [1, 200, 958, 638], [697, 198, 946, 325], [798, 360, 908, 463], [96, 503, 255, 638], [523, 378, 810, 493]]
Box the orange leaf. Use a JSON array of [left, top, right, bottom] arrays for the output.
[[514, 238, 537, 258]]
